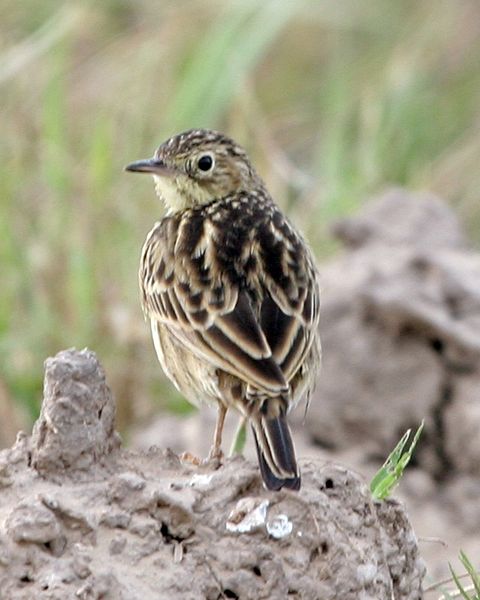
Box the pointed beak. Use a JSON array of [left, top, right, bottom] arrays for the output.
[[124, 158, 175, 175]]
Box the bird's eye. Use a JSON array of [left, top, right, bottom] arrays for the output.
[[197, 154, 214, 172]]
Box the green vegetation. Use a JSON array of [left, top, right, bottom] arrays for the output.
[[427, 552, 480, 599], [1, 1, 480, 433], [371, 430, 480, 600], [448, 552, 480, 600], [370, 421, 424, 500]]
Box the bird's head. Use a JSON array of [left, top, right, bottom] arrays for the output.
[[125, 129, 260, 212]]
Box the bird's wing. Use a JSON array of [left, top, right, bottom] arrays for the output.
[[140, 211, 319, 396], [255, 216, 320, 384], [140, 218, 288, 394]]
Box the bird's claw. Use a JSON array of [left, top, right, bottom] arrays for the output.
[[179, 448, 224, 471], [203, 446, 224, 470]]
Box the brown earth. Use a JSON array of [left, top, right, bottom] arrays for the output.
[[2, 189, 479, 599], [132, 189, 480, 595], [308, 188, 480, 589], [0, 349, 424, 599]]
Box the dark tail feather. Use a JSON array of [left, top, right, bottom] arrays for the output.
[[251, 416, 301, 491]]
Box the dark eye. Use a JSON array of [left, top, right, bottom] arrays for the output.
[[197, 154, 214, 172]]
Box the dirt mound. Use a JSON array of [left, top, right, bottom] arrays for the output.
[[0, 349, 424, 599], [309, 188, 480, 480]]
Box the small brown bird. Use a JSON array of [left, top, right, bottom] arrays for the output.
[[126, 129, 320, 490]]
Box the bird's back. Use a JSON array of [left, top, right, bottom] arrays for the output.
[[140, 189, 319, 400]]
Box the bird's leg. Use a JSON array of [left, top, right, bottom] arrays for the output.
[[207, 403, 227, 462], [229, 416, 247, 456]]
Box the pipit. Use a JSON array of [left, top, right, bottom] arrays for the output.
[[126, 129, 320, 491]]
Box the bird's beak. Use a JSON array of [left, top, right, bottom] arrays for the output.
[[124, 158, 175, 176]]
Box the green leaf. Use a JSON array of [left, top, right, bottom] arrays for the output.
[[449, 565, 475, 600], [370, 420, 424, 500]]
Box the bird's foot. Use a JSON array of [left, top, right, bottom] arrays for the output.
[[179, 448, 224, 471], [203, 446, 224, 470]]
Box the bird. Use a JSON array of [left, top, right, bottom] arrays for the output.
[[125, 129, 320, 491]]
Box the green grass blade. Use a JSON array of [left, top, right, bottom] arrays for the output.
[[230, 418, 247, 456], [370, 421, 424, 500], [459, 551, 480, 597], [449, 564, 476, 600]]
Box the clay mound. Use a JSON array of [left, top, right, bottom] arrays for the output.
[[309, 188, 480, 480], [0, 349, 424, 599]]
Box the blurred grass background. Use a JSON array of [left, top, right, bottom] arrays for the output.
[[1, 0, 480, 445]]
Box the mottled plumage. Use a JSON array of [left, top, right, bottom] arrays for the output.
[[126, 129, 320, 490]]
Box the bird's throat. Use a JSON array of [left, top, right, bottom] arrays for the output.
[[153, 174, 213, 212], [153, 175, 188, 212]]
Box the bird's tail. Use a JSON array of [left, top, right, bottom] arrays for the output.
[[251, 415, 301, 491]]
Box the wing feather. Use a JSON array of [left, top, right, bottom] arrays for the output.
[[140, 206, 319, 398], [256, 218, 320, 384]]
